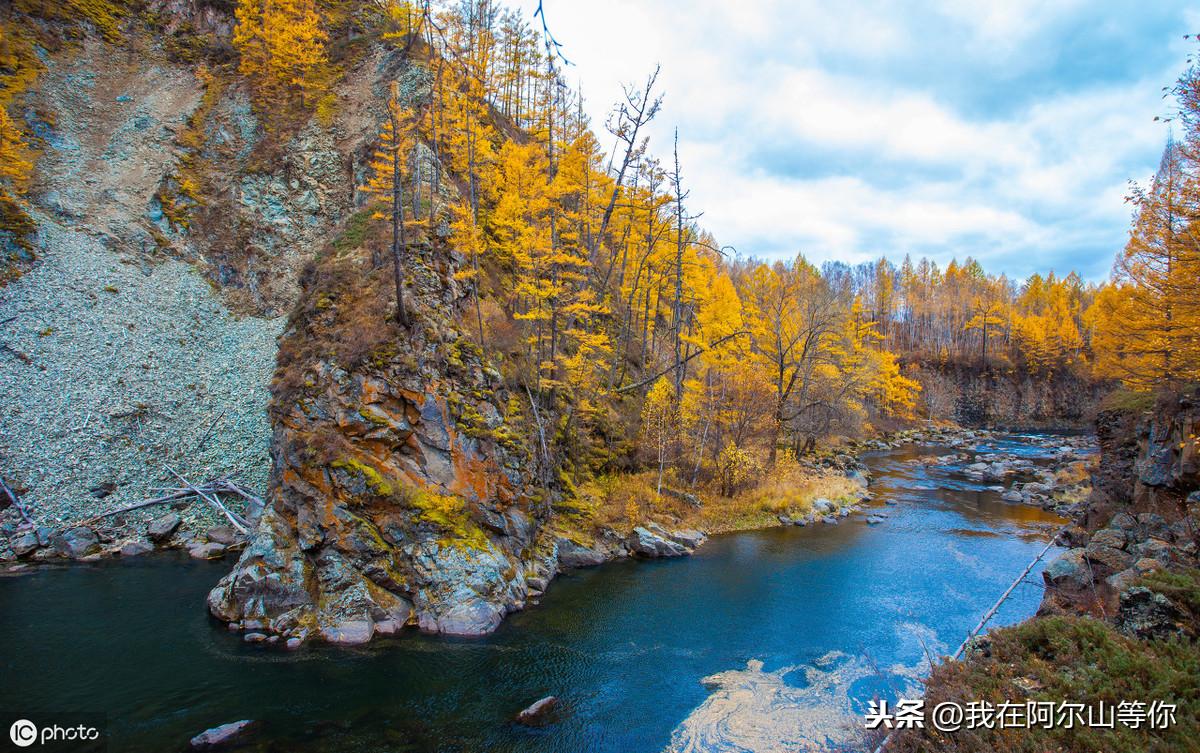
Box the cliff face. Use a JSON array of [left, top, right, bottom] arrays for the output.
[[914, 363, 1101, 428], [204, 203, 557, 644], [1040, 391, 1199, 617]]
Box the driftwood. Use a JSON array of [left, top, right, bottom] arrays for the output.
[[0, 477, 36, 527], [166, 467, 250, 535], [83, 474, 260, 531]]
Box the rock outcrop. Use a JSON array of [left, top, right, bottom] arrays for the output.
[[206, 305, 550, 642], [1040, 391, 1200, 617]]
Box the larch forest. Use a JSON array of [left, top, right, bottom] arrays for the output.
[[0, 2, 1199, 753]]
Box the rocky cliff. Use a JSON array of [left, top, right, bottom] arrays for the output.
[[205, 228, 561, 642], [1040, 390, 1199, 619], [913, 362, 1102, 429]]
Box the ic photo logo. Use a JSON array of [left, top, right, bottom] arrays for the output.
[[5, 715, 105, 751], [9, 719, 37, 747]]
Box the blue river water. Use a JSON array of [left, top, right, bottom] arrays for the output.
[[0, 436, 1067, 752]]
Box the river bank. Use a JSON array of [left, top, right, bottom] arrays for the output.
[[885, 393, 1200, 753], [0, 432, 1068, 752]]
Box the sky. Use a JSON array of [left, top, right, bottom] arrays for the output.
[[537, 0, 1199, 282]]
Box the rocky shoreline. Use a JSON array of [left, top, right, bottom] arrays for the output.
[[887, 393, 1200, 753], [1, 421, 1058, 644]]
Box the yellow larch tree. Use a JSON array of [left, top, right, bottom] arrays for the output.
[[233, 0, 328, 111], [361, 85, 418, 325]]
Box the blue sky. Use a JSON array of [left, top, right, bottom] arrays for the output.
[[543, 1, 1198, 282]]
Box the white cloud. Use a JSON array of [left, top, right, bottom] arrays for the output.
[[540, 0, 1187, 280]]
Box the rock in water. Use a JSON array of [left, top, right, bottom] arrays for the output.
[[556, 538, 608, 570], [188, 542, 227, 560], [207, 336, 546, 644], [625, 527, 688, 557], [147, 513, 181, 543], [516, 696, 559, 726], [119, 540, 153, 557], [189, 720, 257, 750]]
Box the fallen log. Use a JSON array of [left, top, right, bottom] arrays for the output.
[[0, 477, 36, 527], [166, 467, 250, 535], [83, 476, 260, 531]]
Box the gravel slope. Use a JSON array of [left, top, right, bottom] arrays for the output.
[[0, 40, 281, 532]]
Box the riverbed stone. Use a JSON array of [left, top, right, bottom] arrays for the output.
[[147, 513, 181, 543], [205, 525, 238, 546], [50, 526, 100, 558], [516, 695, 559, 726], [119, 540, 153, 557], [1001, 488, 1023, 503], [188, 542, 227, 560], [189, 719, 257, 750], [11, 532, 39, 557]]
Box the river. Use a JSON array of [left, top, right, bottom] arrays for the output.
[[0, 435, 1069, 752]]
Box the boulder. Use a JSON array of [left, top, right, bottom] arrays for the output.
[[1000, 489, 1023, 503], [516, 696, 559, 727], [556, 538, 607, 569], [811, 498, 835, 515], [1109, 512, 1138, 532], [1136, 513, 1171, 540], [320, 620, 374, 645], [866, 515, 885, 525], [1083, 543, 1135, 574], [1132, 557, 1163, 575], [188, 542, 227, 560], [189, 720, 257, 750], [1089, 528, 1127, 551], [661, 487, 702, 508], [821, 516, 838, 525], [1117, 586, 1184, 640], [50, 526, 100, 558], [205, 526, 238, 546], [654, 525, 705, 549], [626, 527, 687, 558], [430, 598, 504, 636], [147, 513, 181, 543], [1042, 549, 1088, 588], [118, 540, 153, 557], [10, 532, 39, 557], [1130, 538, 1172, 565]]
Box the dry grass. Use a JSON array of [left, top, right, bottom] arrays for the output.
[[569, 455, 862, 539]]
